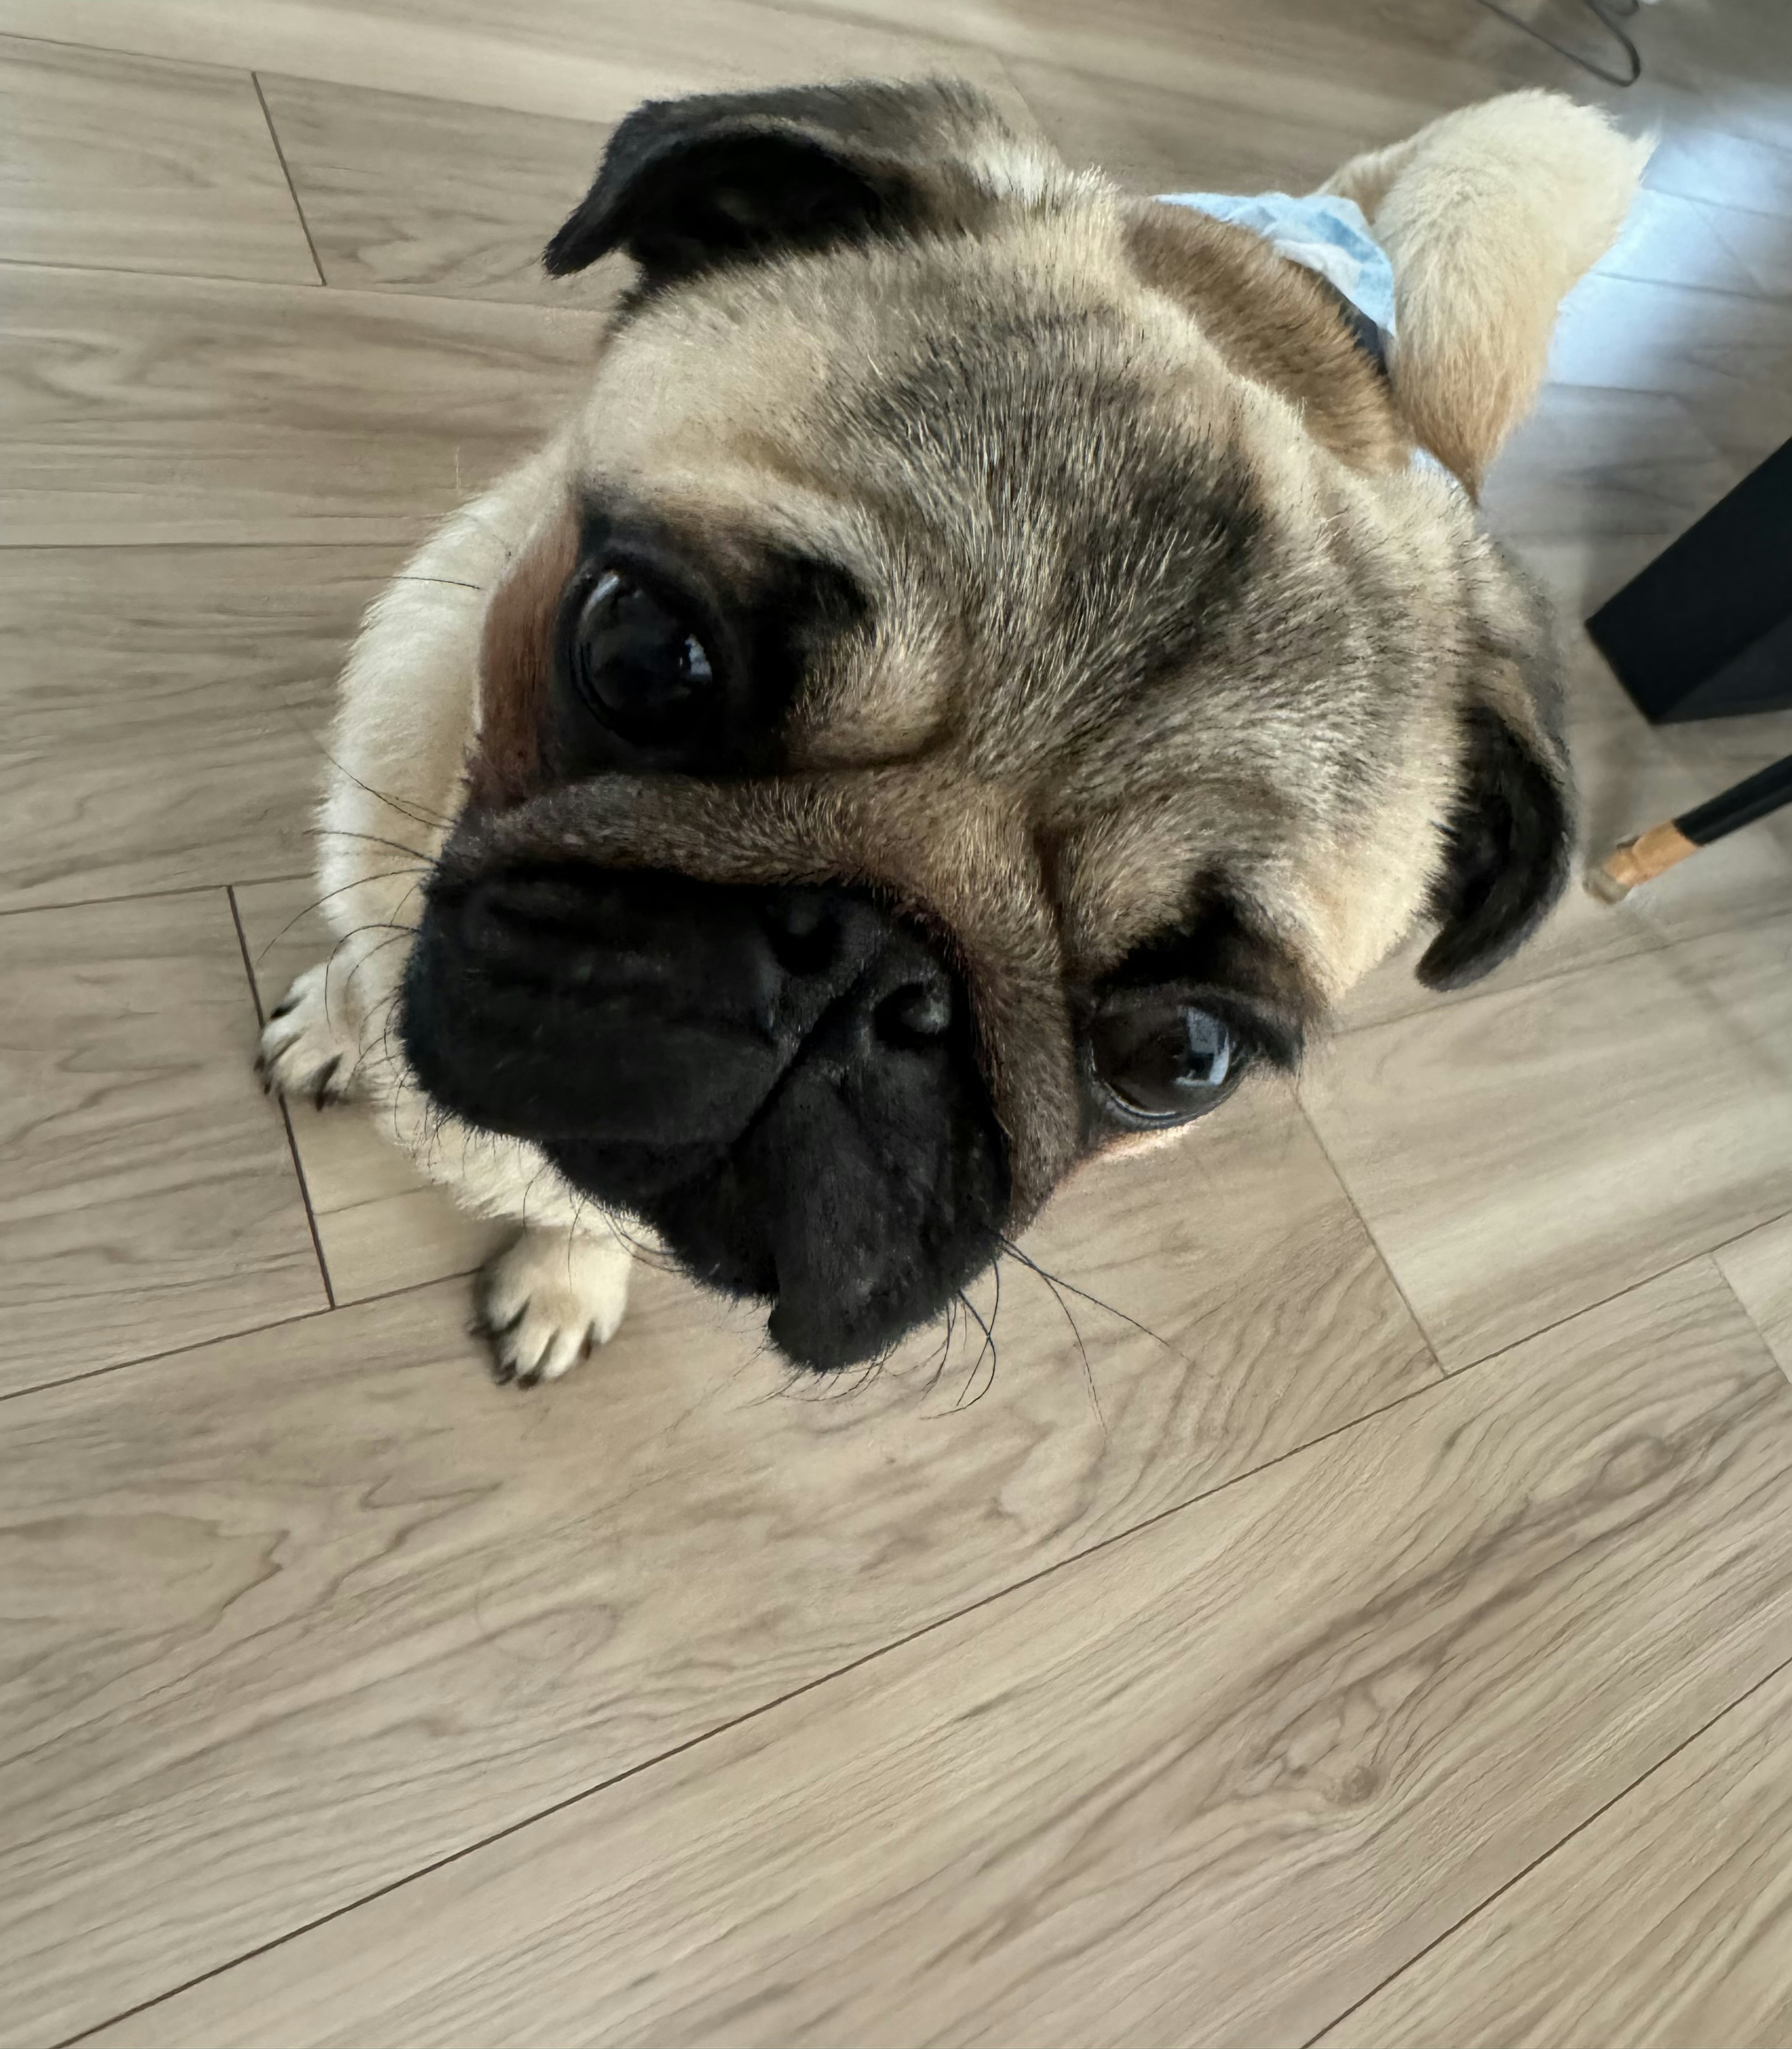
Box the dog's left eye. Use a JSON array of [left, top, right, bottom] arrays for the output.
[[1090, 996, 1236, 1124], [572, 569, 714, 740]]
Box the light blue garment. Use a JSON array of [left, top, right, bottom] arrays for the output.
[[1154, 191, 1398, 339]]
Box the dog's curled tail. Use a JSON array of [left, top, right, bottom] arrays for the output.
[[1323, 90, 1652, 493]]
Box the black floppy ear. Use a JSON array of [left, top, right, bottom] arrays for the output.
[[543, 78, 1027, 283], [1417, 704, 1573, 990]]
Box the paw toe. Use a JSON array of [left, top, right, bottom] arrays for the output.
[[257, 964, 361, 1107], [475, 1231, 631, 1389]]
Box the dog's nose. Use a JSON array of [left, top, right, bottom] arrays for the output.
[[405, 865, 967, 1148], [457, 868, 952, 1040], [400, 863, 1008, 1373], [458, 867, 784, 1019]]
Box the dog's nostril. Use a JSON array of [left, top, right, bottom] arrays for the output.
[[763, 891, 839, 977], [876, 979, 952, 1048]]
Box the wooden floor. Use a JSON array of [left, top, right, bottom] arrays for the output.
[[3, 2, 1791, 2044]]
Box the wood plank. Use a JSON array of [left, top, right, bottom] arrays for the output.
[[258, 73, 617, 304], [0, 547, 393, 912], [1008, 56, 1392, 196], [76, 1259, 1792, 2049], [0, 891, 325, 1398], [0, 0, 1031, 127], [1480, 383, 1743, 544], [1717, 1214, 1792, 1380], [1315, 1661, 1792, 2049], [0, 32, 315, 284], [0, 1084, 1432, 2042], [699, 0, 1576, 113], [1302, 914, 1792, 1368], [233, 876, 507, 1302], [1647, 116, 1792, 219], [1548, 270, 1792, 470], [252, 57, 1027, 308], [1603, 186, 1790, 301], [0, 265, 604, 545]]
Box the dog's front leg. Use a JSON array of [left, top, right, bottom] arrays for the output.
[[385, 1084, 638, 1387], [255, 951, 383, 1110], [475, 1224, 634, 1387], [260, 1000, 639, 1383]]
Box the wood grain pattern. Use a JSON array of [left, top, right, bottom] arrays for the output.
[[80, 1261, 1792, 2049], [0, 265, 605, 545], [707, 0, 1578, 116], [1479, 382, 1743, 543], [1717, 1214, 1792, 1380], [1315, 1660, 1792, 2049], [1548, 270, 1792, 469], [2, 7, 1790, 2045], [0, 891, 324, 1398], [0, 32, 316, 283], [1009, 56, 1392, 196], [0, 1091, 1432, 2042], [233, 877, 509, 1302], [0, 547, 393, 912], [1304, 915, 1792, 1367], [0, 0, 1032, 127], [257, 73, 622, 303], [1647, 114, 1792, 219], [252, 59, 1029, 308], [1604, 186, 1791, 300]]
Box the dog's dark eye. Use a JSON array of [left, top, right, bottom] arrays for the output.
[[572, 569, 714, 740], [1090, 997, 1234, 1122]]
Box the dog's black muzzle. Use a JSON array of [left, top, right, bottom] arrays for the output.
[[400, 864, 1008, 1371]]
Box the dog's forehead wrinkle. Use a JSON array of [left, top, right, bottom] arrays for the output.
[[574, 202, 1415, 815]]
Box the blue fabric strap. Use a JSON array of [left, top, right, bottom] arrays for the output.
[[1154, 191, 1399, 342]]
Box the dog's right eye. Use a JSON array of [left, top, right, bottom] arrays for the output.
[[572, 569, 715, 742], [1087, 991, 1243, 1127]]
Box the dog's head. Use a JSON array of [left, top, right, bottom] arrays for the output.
[[400, 80, 1583, 1370]]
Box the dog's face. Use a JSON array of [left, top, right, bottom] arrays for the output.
[[400, 81, 1571, 1371]]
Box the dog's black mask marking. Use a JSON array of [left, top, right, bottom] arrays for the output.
[[1419, 705, 1571, 990], [400, 866, 1009, 1372]]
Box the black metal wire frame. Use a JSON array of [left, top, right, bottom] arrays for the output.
[[1472, 0, 1643, 88]]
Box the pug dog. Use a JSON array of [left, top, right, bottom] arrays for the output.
[[259, 80, 1646, 1383]]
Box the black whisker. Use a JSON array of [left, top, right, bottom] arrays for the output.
[[325, 759, 452, 836], [268, 698, 455, 835], [954, 1275, 999, 1410], [308, 825, 435, 865], [1012, 1244, 1107, 1440], [998, 1234, 1177, 1355], [920, 1295, 958, 1395], [254, 868, 424, 964], [319, 917, 420, 1018], [340, 926, 418, 998], [602, 1211, 679, 1274]]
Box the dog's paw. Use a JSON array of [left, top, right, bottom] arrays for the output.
[[256, 962, 362, 1110], [476, 1226, 633, 1388]]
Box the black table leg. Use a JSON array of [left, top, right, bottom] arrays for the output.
[[1587, 437, 1792, 722]]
